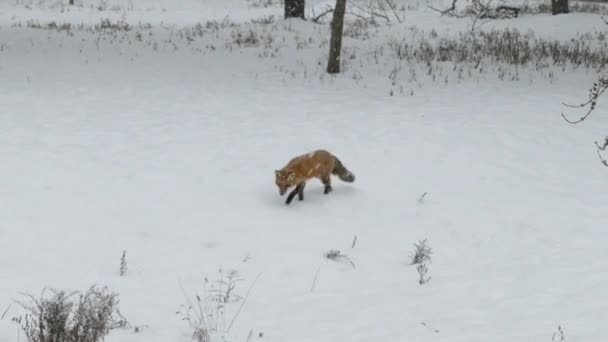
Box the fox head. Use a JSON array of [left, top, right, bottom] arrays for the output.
[[275, 169, 296, 195]]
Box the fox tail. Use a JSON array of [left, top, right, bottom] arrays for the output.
[[332, 157, 355, 183]]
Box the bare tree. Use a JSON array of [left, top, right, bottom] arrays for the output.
[[551, 0, 569, 15], [285, 0, 305, 19], [327, 0, 347, 73]]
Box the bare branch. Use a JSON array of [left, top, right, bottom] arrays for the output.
[[227, 272, 261, 333], [561, 77, 608, 125], [595, 137, 608, 151], [348, 1, 391, 22], [384, 0, 404, 23], [426, 0, 459, 15], [311, 5, 334, 23], [596, 149, 608, 166], [561, 108, 595, 124]]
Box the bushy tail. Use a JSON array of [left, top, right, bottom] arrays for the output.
[[332, 157, 355, 182]]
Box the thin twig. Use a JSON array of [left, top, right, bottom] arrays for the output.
[[348, 1, 390, 22], [561, 107, 595, 124], [312, 6, 334, 23], [0, 304, 11, 320], [420, 321, 439, 333], [310, 267, 321, 292], [418, 192, 427, 203], [597, 149, 608, 166], [227, 273, 261, 332], [426, 0, 462, 16], [595, 137, 608, 151]]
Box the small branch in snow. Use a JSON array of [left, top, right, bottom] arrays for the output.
[[310, 266, 321, 292], [552, 325, 565, 341], [417, 264, 431, 285], [596, 148, 608, 167], [119, 250, 127, 277], [418, 192, 427, 203], [351, 235, 358, 248], [324, 249, 356, 268], [420, 321, 439, 333], [1, 304, 11, 320]]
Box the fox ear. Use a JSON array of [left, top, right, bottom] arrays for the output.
[[287, 172, 296, 181]]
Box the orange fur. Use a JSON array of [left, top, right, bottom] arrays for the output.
[[275, 149, 355, 204]]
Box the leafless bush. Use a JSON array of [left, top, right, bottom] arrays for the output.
[[231, 28, 274, 48], [13, 285, 127, 342], [410, 239, 432, 265], [552, 324, 566, 341], [178, 268, 260, 342], [324, 249, 356, 268], [416, 264, 431, 285], [95, 18, 131, 31], [247, 0, 283, 8], [343, 18, 377, 40], [387, 28, 608, 70], [250, 15, 277, 25], [209, 268, 243, 304]]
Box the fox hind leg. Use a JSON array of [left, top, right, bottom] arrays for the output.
[[321, 175, 332, 194]]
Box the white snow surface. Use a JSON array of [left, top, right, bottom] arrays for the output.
[[1, 1, 608, 341]]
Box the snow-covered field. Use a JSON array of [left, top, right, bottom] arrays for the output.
[[1, 0, 607, 341]]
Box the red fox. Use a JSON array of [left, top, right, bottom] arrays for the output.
[[274, 149, 355, 205]]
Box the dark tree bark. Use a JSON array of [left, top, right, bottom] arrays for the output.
[[285, 0, 305, 19], [551, 0, 568, 15], [327, 0, 346, 74]]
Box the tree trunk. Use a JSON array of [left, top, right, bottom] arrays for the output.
[[69, 0, 74, 4], [327, 0, 347, 74], [551, 0, 568, 15], [285, 0, 305, 19]]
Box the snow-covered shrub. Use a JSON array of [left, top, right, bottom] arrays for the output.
[[178, 267, 258, 342], [324, 249, 356, 268], [410, 238, 432, 265], [410, 239, 432, 285], [246, 0, 283, 8], [13, 285, 127, 342]]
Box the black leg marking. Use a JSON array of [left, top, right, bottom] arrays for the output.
[[321, 176, 332, 194], [286, 188, 298, 205], [286, 183, 305, 205], [298, 182, 305, 201]]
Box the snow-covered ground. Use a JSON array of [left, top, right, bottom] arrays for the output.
[[1, 0, 607, 341]]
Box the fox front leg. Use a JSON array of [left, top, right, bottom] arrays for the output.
[[297, 182, 306, 201], [286, 183, 304, 205]]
